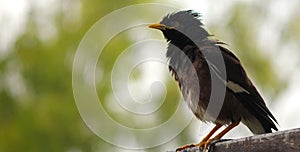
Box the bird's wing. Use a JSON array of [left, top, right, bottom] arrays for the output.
[[202, 45, 278, 132]]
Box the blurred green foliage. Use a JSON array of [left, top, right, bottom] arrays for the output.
[[0, 1, 296, 152]]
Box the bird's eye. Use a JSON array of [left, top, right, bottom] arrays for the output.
[[168, 21, 179, 29], [172, 21, 179, 27]]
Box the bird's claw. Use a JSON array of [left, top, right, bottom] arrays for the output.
[[175, 141, 208, 152], [175, 144, 196, 152], [175, 139, 232, 152]]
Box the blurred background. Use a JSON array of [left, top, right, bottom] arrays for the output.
[[0, 0, 300, 151]]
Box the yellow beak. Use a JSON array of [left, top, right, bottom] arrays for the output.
[[148, 23, 166, 30]]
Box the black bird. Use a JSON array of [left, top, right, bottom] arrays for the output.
[[148, 10, 278, 151]]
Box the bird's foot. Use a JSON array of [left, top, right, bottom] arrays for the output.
[[175, 144, 197, 152], [175, 139, 232, 152], [175, 140, 210, 152]]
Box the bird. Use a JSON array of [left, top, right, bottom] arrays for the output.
[[148, 10, 278, 151]]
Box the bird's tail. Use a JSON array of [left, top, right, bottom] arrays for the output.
[[242, 111, 278, 134]]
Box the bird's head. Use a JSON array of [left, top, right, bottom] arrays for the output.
[[149, 10, 210, 49]]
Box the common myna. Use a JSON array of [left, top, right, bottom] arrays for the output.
[[148, 10, 278, 151]]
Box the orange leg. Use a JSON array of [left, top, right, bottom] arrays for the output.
[[203, 121, 240, 150], [209, 121, 240, 141], [197, 124, 222, 145], [175, 124, 222, 152], [176, 121, 240, 152]]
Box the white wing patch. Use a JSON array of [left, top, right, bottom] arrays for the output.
[[227, 81, 250, 94]]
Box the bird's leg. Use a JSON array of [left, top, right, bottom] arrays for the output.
[[175, 124, 222, 152], [195, 124, 222, 147], [204, 121, 240, 150]]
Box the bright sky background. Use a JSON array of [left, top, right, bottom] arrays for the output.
[[0, 0, 28, 55]]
